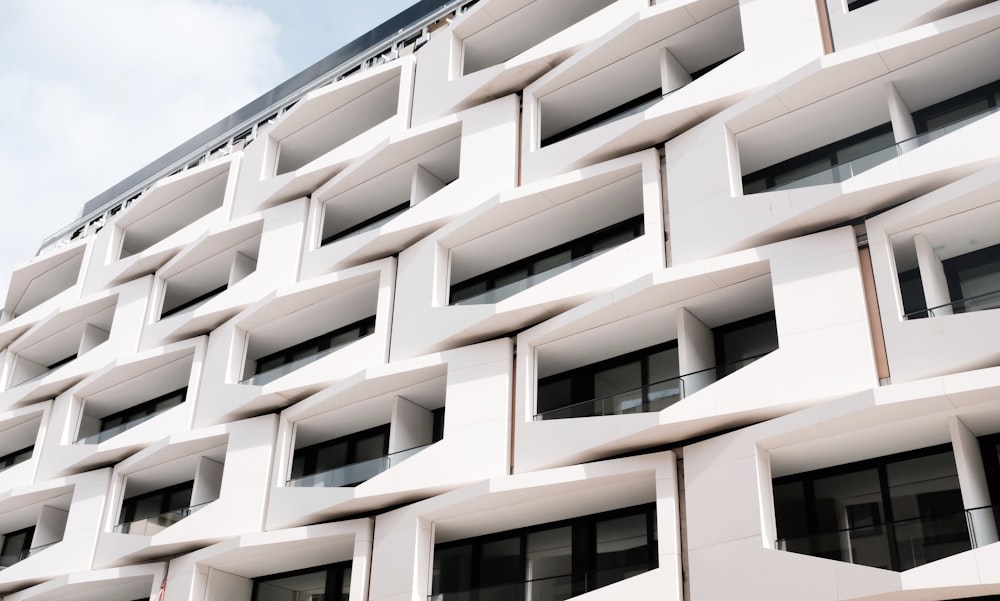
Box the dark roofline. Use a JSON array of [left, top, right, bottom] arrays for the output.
[[44, 0, 463, 250]]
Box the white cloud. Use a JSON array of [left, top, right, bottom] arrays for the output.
[[0, 0, 284, 300]]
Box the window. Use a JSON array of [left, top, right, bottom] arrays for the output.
[[537, 341, 680, 419], [535, 311, 777, 420], [713, 311, 778, 377], [0, 445, 33, 472], [290, 425, 390, 488], [84, 388, 187, 444], [251, 562, 352, 601], [0, 526, 34, 567], [431, 504, 657, 601], [117, 481, 194, 534], [251, 316, 377, 381], [450, 216, 644, 305], [912, 78, 1000, 134], [322, 201, 410, 245], [901, 242, 1000, 318], [160, 284, 227, 319], [742, 124, 893, 193], [773, 445, 971, 570], [847, 0, 880, 10]]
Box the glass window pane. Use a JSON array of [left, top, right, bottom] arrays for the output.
[[591, 228, 634, 253], [924, 98, 991, 131], [886, 451, 967, 569], [593, 362, 641, 398], [353, 430, 388, 462], [537, 377, 573, 415], [812, 468, 890, 569], [316, 442, 349, 472], [494, 266, 530, 289], [338, 566, 352, 601], [647, 348, 679, 384], [836, 129, 894, 163], [533, 250, 573, 275], [479, 536, 521, 587], [433, 544, 473, 594], [772, 157, 833, 187], [594, 512, 650, 587], [528, 527, 573, 601], [132, 495, 165, 521], [593, 361, 642, 414], [165, 484, 193, 512], [254, 569, 328, 601]]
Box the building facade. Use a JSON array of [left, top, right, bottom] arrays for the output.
[[2, 0, 1000, 599]]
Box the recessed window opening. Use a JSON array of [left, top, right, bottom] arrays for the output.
[[451, 216, 643, 305], [76, 388, 186, 446], [535, 311, 777, 420], [0, 526, 35, 568], [743, 77, 1000, 194], [115, 448, 224, 536], [119, 171, 228, 259], [847, 0, 880, 10], [773, 444, 975, 571], [159, 234, 261, 320], [5, 249, 84, 318], [251, 562, 352, 601], [431, 503, 657, 601], [289, 377, 446, 488], [274, 75, 401, 176], [460, 0, 617, 75], [320, 135, 461, 248], [9, 304, 114, 389], [0, 446, 33, 473], [539, 5, 743, 147], [892, 200, 1000, 320], [116, 481, 195, 536], [244, 316, 377, 386]]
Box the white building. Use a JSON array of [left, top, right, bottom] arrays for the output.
[[3, 0, 1000, 599]]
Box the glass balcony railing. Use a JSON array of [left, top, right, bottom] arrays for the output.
[[428, 562, 657, 601], [75, 413, 158, 445], [453, 247, 616, 306], [114, 501, 213, 535], [0, 541, 59, 569], [770, 104, 1000, 192], [242, 339, 357, 386], [287, 443, 431, 488], [775, 505, 1000, 570], [534, 354, 768, 420], [905, 287, 1000, 320]]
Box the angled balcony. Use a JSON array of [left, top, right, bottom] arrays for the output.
[[2, 243, 85, 323]]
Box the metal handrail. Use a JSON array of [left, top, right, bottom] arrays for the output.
[[904, 287, 1000, 320]]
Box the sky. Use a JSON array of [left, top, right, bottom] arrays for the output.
[[0, 0, 419, 302]]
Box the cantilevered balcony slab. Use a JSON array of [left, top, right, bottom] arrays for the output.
[[1, 563, 165, 601], [824, 0, 998, 50], [0, 282, 147, 411], [410, 0, 642, 124], [0, 403, 50, 491], [194, 259, 395, 427], [513, 227, 878, 472], [368, 451, 681, 601], [0, 470, 110, 594], [671, 2, 1000, 263], [300, 95, 518, 279], [3, 241, 86, 325], [232, 57, 416, 214], [389, 150, 665, 360], [266, 339, 511, 530], [93, 415, 275, 568], [36, 338, 205, 479], [520, 0, 809, 183], [161, 520, 372, 601], [678, 368, 1000, 601], [86, 156, 240, 293]]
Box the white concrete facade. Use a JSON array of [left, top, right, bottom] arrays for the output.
[[2, 0, 1000, 600]]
